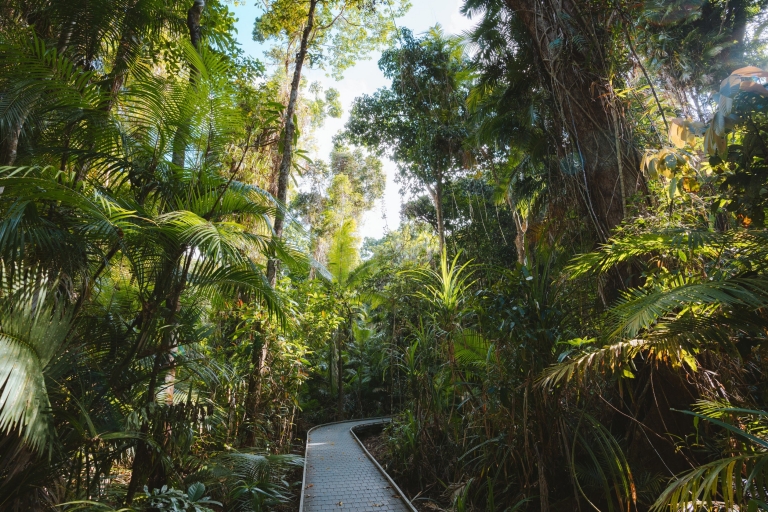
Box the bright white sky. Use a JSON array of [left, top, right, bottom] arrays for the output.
[[230, 0, 477, 240]]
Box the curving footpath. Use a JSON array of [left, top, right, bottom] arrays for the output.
[[300, 418, 414, 512]]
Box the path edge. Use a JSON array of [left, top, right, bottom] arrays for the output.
[[298, 416, 399, 512], [349, 420, 419, 512]]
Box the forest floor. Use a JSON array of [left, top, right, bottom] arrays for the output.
[[278, 464, 304, 512], [275, 431, 307, 512]]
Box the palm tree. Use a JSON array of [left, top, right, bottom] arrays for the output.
[[0, 33, 302, 507], [408, 250, 476, 371], [0, 0, 235, 166], [322, 218, 382, 418]]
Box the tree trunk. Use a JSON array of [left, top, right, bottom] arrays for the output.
[[535, 444, 550, 512], [124, 250, 191, 504], [337, 331, 344, 419], [226, 385, 237, 442], [0, 120, 21, 166], [187, 0, 205, 50], [124, 352, 163, 504], [267, 0, 318, 286], [427, 177, 446, 255], [244, 323, 264, 446], [104, 29, 133, 113], [104, 0, 141, 113], [502, 0, 640, 238], [714, 0, 749, 73], [329, 336, 335, 401], [510, 200, 528, 265], [435, 178, 445, 255], [171, 1, 206, 169]]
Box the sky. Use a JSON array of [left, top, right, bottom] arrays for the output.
[[229, 0, 477, 240]]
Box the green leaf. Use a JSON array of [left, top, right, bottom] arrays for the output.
[[187, 482, 205, 501], [0, 264, 73, 452]]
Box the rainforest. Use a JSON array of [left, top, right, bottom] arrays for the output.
[[1, 0, 768, 510]]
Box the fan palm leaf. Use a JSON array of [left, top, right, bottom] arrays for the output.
[[608, 277, 768, 339], [0, 33, 105, 132]]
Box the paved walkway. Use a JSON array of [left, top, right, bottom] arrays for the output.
[[302, 419, 411, 512]]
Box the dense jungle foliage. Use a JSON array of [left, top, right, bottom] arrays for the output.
[[1, 0, 768, 510]]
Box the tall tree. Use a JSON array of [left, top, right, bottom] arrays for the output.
[[463, 0, 643, 241], [254, 0, 409, 284], [292, 147, 384, 273], [344, 27, 474, 253]]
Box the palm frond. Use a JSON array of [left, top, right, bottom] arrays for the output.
[[188, 260, 284, 323], [0, 263, 72, 452], [538, 339, 649, 388], [609, 277, 768, 339], [327, 218, 360, 285], [454, 329, 490, 369], [0, 33, 105, 132], [651, 454, 768, 510]]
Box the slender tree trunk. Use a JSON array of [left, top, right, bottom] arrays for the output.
[[124, 353, 163, 503], [611, 99, 627, 218], [535, 444, 550, 512], [502, 183, 528, 263], [435, 178, 445, 255], [267, 0, 318, 286], [187, 0, 204, 49], [0, 120, 21, 166], [427, 177, 445, 255], [337, 334, 344, 419], [57, 19, 76, 54], [328, 334, 335, 403], [104, 27, 134, 114], [104, 0, 142, 113], [105, 36, 130, 113], [124, 250, 191, 504], [171, 1, 205, 168], [244, 322, 264, 446], [357, 355, 363, 416], [715, 0, 748, 73], [226, 386, 237, 442]]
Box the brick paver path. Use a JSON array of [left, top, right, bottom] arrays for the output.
[[302, 419, 411, 512]]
